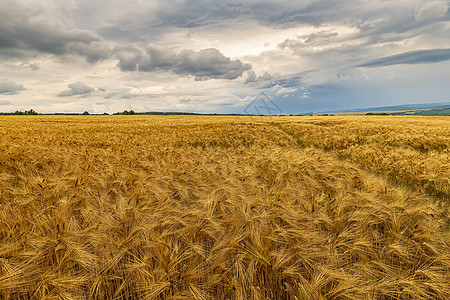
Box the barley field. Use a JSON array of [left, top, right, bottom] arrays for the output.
[[0, 115, 449, 299]]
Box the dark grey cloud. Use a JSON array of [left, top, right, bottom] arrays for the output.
[[95, 0, 448, 43], [0, 3, 112, 62], [96, 1, 248, 42], [0, 80, 26, 95], [144, 1, 356, 29], [95, 1, 355, 45], [4, 1, 446, 65], [0, 3, 252, 81], [116, 46, 251, 80], [359, 49, 450, 68], [114, 45, 145, 71], [58, 82, 95, 97]]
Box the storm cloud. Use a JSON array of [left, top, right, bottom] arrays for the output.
[[116, 46, 251, 80], [0, 2, 112, 62]]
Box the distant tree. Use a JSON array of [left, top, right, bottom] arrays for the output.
[[103, 112, 109, 115], [14, 109, 38, 115], [82, 111, 90, 115], [116, 110, 135, 115], [25, 109, 38, 115]]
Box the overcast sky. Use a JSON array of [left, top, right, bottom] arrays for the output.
[[1, 0, 449, 114]]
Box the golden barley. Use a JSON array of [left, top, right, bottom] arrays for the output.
[[0, 115, 448, 299]]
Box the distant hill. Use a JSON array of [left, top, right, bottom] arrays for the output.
[[390, 108, 450, 116], [323, 102, 450, 116]]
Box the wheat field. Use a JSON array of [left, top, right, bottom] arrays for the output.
[[0, 115, 449, 299]]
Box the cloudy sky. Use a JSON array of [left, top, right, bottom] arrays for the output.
[[1, 0, 449, 114]]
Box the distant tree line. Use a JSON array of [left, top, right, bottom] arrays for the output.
[[14, 109, 39, 115], [114, 110, 135, 115], [366, 112, 389, 115]]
